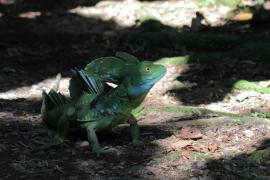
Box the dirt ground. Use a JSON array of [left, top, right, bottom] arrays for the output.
[[1, 0, 270, 179]]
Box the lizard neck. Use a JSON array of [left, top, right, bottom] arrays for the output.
[[127, 83, 152, 97], [115, 83, 148, 109]]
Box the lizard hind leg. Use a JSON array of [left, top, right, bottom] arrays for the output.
[[39, 107, 76, 150]]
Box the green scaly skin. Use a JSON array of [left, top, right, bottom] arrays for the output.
[[41, 53, 166, 155], [84, 51, 140, 82], [69, 52, 140, 100]]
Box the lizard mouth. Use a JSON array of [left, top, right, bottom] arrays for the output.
[[141, 70, 166, 85]]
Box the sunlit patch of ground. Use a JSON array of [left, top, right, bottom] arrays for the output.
[[69, 0, 232, 28], [0, 77, 70, 100]]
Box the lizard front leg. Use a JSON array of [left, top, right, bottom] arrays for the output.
[[85, 123, 111, 155], [127, 114, 144, 146], [79, 110, 113, 155]]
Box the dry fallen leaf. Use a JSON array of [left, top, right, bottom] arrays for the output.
[[175, 126, 203, 140], [182, 151, 190, 160], [171, 140, 192, 151], [232, 12, 253, 21], [208, 143, 220, 153]]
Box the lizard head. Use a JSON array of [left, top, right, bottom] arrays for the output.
[[127, 61, 166, 96]]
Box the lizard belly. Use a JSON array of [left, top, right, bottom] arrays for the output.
[[92, 114, 127, 131], [109, 115, 127, 128]]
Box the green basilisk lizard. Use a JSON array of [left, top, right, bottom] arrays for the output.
[[41, 53, 166, 154]]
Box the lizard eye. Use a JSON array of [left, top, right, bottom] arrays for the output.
[[144, 66, 151, 72]]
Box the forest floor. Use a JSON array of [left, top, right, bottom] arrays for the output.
[[1, 0, 270, 179]]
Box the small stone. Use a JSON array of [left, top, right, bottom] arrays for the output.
[[243, 130, 254, 137], [235, 92, 257, 102], [79, 141, 89, 148]]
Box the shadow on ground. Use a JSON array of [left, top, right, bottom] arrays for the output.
[[0, 101, 172, 179], [205, 139, 270, 179]]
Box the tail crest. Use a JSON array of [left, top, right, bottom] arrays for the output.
[[41, 74, 69, 116], [51, 73, 61, 92]]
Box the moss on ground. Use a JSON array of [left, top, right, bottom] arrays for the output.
[[233, 80, 270, 94], [155, 56, 189, 65], [157, 106, 241, 118], [248, 148, 270, 164]]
